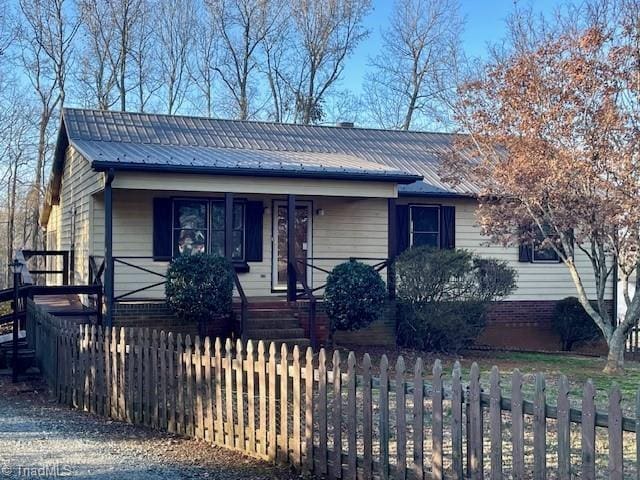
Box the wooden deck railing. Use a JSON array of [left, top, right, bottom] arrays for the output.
[[22, 249, 70, 285], [29, 303, 637, 479]]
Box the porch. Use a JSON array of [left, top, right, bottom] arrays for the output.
[[91, 179, 400, 347]]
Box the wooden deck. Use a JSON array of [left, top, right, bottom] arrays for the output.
[[33, 294, 93, 324]]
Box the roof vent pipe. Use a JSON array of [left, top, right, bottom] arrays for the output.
[[336, 121, 354, 128]]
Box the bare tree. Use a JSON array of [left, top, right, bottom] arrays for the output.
[[289, 0, 371, 125], [18, 0, 79, 250], [364, 0, 463, 131], [0, 91, 36, 283], [187, 3, 220, 117], [75, 0, 119, 109], [130, 0, 159, 112], [155, 0, 195, 115], [0, 9, 17, 63], [105, 0, 145, 111], [206, 0, 285, 120], [321, 88, 363, 125], [260, 7, 294, 122]]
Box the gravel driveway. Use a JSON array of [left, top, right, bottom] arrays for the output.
[[0, 375, 300, 480]]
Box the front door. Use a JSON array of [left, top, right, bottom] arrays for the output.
[[272, 201, 312, 291]]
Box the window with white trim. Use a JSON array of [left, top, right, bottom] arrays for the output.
[[410, 205, 440, 248]]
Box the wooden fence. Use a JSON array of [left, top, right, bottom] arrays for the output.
[[27, 301, 638, 479]]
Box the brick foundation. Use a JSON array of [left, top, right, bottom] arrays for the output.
[[297, 301, 397, 347], [110, 298, 611, 353], [113, 301, 172, 317], [478, 300, 611, 352], [296, 302, 331, 344]]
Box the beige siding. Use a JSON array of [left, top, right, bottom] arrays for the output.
[[95, 190, 389, 299], [398, 197, 614, 301], [89, 185, 611, 303], [57, 147, 102, 286], [45, 204, 61, 285]]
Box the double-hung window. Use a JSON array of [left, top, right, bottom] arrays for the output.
[[518, 223, 561, 263], [173, 199, 245, 260], [532, 225, 559, 262], [410, 205, 440, 248]]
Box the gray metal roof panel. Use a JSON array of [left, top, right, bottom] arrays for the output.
[[62, 108, 477, 193], [71, 140, 417, 180]]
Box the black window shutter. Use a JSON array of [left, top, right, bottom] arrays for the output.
[[440, 206, 456, 249], [245, 201, 263, 262], [518, 243, 533, 262], [153, 198, 172, 261], [396, 205, 410, 254]]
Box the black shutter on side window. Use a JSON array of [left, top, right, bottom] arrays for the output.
[[153, 198, 172, 261], [518, 243, 533, 262], [440, 206, 456, 249], [396, 205, 410, 254], [245, 201, 264, 262]]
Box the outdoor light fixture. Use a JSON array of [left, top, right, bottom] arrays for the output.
[[316, 208, 325, 216], [9, 259, 21, 275]]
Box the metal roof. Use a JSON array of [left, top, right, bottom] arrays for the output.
[[59, 108, 479, 194]]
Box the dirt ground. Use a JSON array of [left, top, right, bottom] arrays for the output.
[[328, 345, 640, 414], [0, 374, 301, 480]]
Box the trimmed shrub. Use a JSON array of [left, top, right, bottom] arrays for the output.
[[323, 260, 387, 332], [166, 253, 234, 323], [552, 297, 603, 351], [395, 247, 517, 353]]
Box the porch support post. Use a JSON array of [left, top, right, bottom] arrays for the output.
[[104, 169, 115, 327], [287, 194, 297, 302], [387, 198, 397, 299], [224, 192, 234, 260]]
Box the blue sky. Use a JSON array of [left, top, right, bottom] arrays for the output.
[[343, 0, 565, 94]]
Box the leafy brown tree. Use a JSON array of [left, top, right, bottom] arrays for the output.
[[447, 1, 640, 373]]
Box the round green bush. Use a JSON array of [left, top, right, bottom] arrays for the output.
[[166, 254, 234, 323], [552, 297, 603, 351], [323, 260, 387, 332]]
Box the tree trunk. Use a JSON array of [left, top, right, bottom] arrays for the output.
[[30, 115, 48, 251], [604, 328, 626, 374]]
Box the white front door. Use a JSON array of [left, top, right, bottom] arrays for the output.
[[272, 201, 312, 291]]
